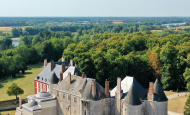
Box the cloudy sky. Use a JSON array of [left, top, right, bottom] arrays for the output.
[[0, 0, 189, 17]]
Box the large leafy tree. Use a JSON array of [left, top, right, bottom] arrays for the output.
[[184, 95, 190, 115], [160, 42, 178, 89], [7, 83, 24, 99]]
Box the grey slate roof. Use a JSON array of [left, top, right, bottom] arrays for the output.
[[34, 61, 82, 83], [36, 90, 52, 98], [55, 75, 106, 101], [153, 79, 168, 102], [49, 72, 59, 84], [110, 76, 147, 100], [123, 84, 142, 106], [26, 99, 38, 107]]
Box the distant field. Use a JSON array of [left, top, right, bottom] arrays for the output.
[[112, 22, 123, 24], [0, 26, 32, 34], [0, 27, 13, 31], [0, 62, 44, 101], [151, 30, 163, 32], [169, 26, 190, 30]]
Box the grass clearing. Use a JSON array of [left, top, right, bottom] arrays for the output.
[[164, 91, 177, 96], [168, 95, 188, 114], [0, 109, 16, 115], [0, 62, 44, 101]]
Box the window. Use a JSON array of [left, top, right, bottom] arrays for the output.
[[68, 95, 71, 100], [74, 97, 77, 103], [84, 110, 86, 115], [57, 91, 59, 97], [63, 94, 65, 99], [43, 84, 46, 91], [84, 102, 87, 106]]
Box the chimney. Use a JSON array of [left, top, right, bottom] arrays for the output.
[[50, 60, 54, 71], [19, 95, 22, 108], [99, 92, 101, 99], [75, 63, 77, 67], [148, 82, 154, 101], [75, 72, 78, 76], [105, 79, 110, 98], [116, 77, 121, 114], [117, 77, 121, 95], [61, 63, 65, 73], [82, 72, 85, 79], [44, 59, 47, 68], [62, 57, 65, 62], [92, 79, 96, 98], [68, 72, 71, 84], [60, 72, 63, 82], [70, 59, 73, 66]]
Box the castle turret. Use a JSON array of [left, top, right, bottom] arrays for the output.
[[145, 79, 168, 115], [49, 72, 59, 94], [123, 84, 143, 115]]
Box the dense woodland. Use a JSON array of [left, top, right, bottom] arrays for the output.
[[1, 17, 190, 90]]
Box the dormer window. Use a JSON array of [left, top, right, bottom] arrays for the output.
[[63, 94, 65, 99]]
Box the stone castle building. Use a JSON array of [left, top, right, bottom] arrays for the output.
[[15, 59, 168, 115]]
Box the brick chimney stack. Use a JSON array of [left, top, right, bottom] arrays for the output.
[[70, 59, 73, 66], [19, 95, 22, 108], [68, 72, 71, 84], [60, 72, 63, 82], [62, 57, 65, 62], [92, 79, 96, 98], [82, 72, 85, 79], [44, 59, 47, 68], [105, 79, 110, 98], [50, 60, 54, 71], [148, 82, 154, 101], [61, 63, 65, 73]]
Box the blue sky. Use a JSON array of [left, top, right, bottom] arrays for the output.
[[0, 0, 190, 17]]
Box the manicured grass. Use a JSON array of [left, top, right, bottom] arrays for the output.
[[0, 109, 16, 115], [168, 95, 188, 114], [0, 62, 44, 101], [164, 91, 177, 96]]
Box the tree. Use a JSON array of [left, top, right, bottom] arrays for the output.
[[7, 83, 24, 99], [184, 94, 190, 115], [11, 28, 23, 37]]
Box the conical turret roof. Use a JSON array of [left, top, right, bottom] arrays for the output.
[[123, 84, 142, 105], [49, 72, 59, 84], [153, 79, 168, 101]]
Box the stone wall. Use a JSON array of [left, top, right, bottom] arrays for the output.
[[0, 99, 27, 111], [89, 98, 112, 115], [145, 100, 168, 115], [122, 102, 144, 115], [57, 91, 81, 115]]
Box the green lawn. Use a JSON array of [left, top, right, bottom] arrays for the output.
[[0, 109, 16, 115], [0, 62, 44, 101]]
